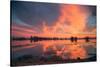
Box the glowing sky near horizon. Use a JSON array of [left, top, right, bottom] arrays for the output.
[[11, 1, 96, 37]]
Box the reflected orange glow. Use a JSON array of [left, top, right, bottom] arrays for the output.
[[70, 47, 87, 59], [36, 40, 90, 59], [68, 45, 87, 59], [13, 39, 96, 59]]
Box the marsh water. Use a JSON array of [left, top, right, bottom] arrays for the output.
[[11, 39, 96, 60]]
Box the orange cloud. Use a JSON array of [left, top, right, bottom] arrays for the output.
[[41, 4, 91, 37]]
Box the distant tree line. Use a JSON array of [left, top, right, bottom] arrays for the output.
[[12, 36, 96, 42]]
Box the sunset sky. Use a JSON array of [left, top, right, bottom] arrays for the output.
[[11, 1, 96, 37]]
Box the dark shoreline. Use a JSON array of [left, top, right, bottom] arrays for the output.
[[11, 54, 96, 66]]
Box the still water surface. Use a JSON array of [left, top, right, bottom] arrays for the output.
[[11, 39, 96, 60]]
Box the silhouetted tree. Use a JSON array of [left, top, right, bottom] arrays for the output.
[[85, 36, 89, 42], [70, 36, 74, 42], [74, 37, 78, 42]]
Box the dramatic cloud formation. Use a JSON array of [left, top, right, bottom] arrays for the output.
[[11, 1, 96, 38]]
